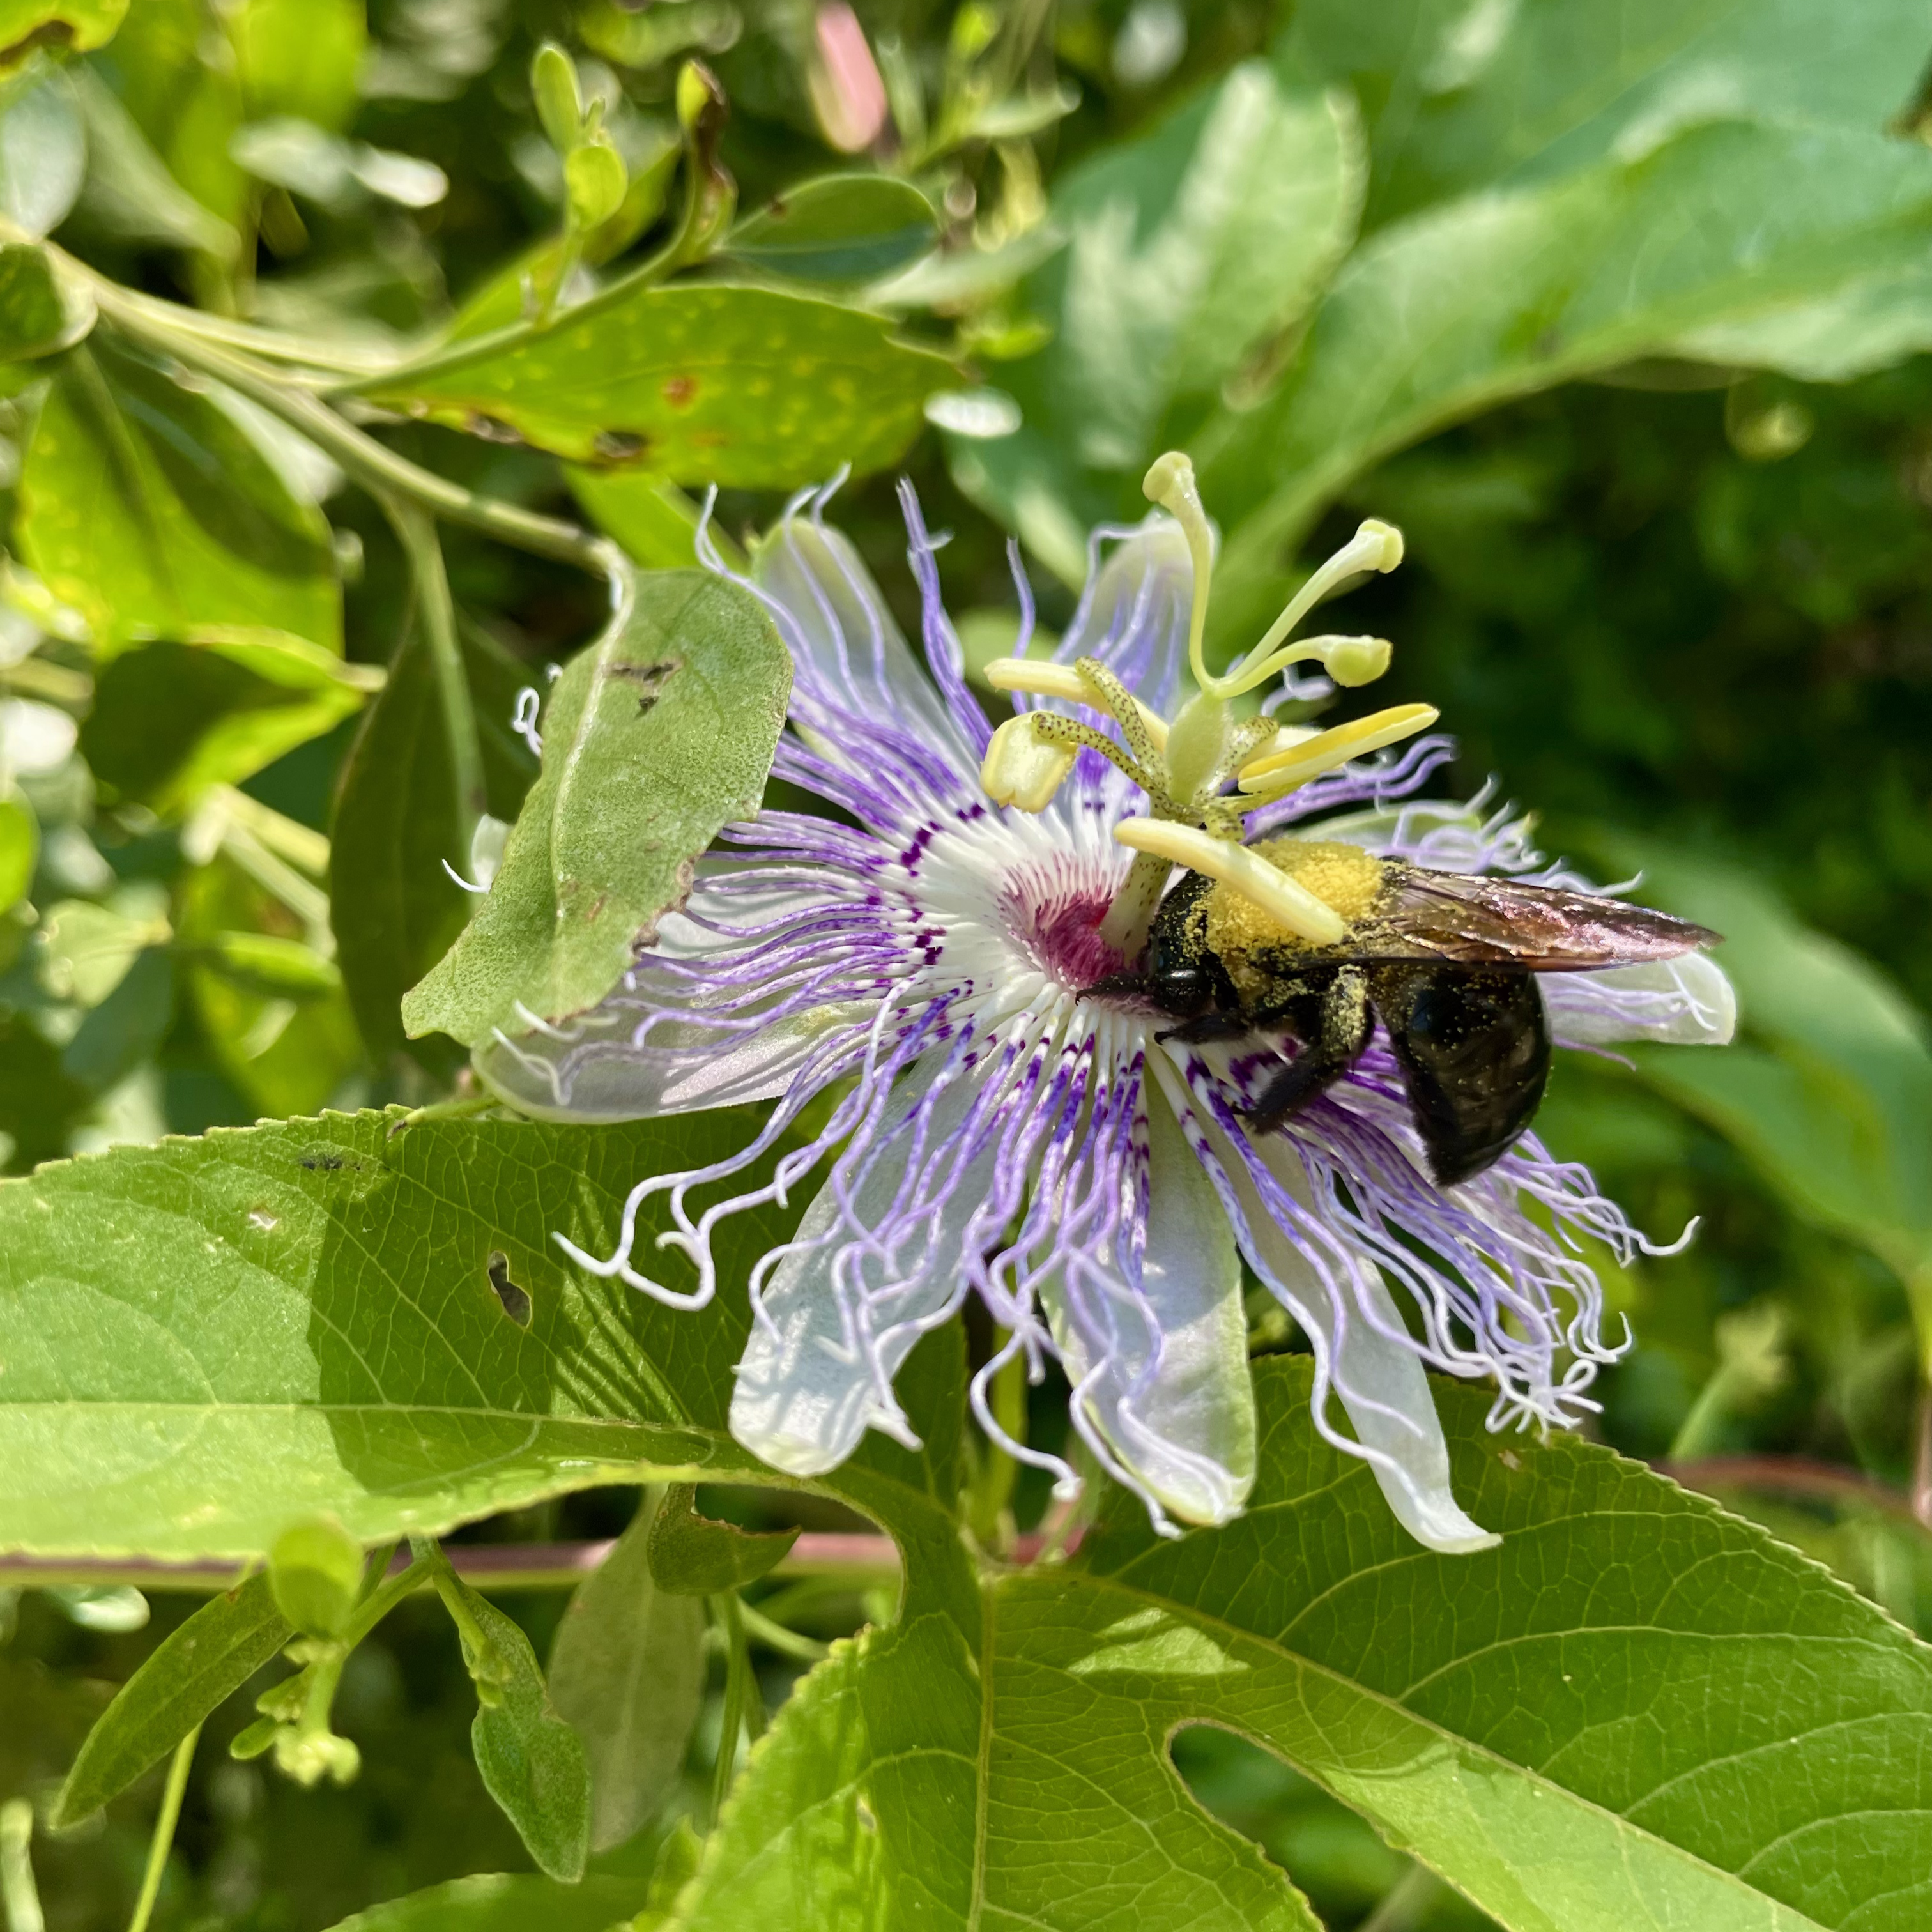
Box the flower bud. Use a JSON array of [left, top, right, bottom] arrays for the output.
[[565, 138, 628, 231], [530, 43, 582, 153]]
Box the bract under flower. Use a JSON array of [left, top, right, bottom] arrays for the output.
[[477, 481, 1731, 1549]]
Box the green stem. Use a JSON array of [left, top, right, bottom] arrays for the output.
[[94, 284, 404, 378], [1358, 1862, 1441, 1932], [736, 1599, 831, 1663], [0, 1799, 42, 1932], [126, 1726, 199, 1932], [383, 497, 487, 836], [710, 1592, 756, 1825], [77, 270, 616, 579]]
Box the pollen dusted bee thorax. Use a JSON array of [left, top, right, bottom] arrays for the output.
[[1195, 840, 1390, 997]]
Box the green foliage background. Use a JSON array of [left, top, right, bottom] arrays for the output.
[[6, 0, 1932, 1928]]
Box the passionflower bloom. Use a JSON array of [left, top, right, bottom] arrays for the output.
[[480, 457, 1734, 1552]]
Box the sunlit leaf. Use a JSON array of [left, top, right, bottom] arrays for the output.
[[1202, 122, 1932, 643], [318, 1873, 660, 1932], [0, 1107, 966, 1611], [1282, 0, 1932, 227], [675, 1358, 1932, 1932], [402, 568, 790, 1050], [0, 0, 125, 69], [358, 281, 957, 484], [176, 853, 360, 1119], [0, 241, 91, 359], [728, 176, 937, 286], [0, 72, 84, 238], [17, 335, 340, 652], [948, 59, 1363, 582], [0, 790, 34, 912]]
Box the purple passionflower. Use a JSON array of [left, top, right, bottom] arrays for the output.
[[479, 461, 1733, 1552]]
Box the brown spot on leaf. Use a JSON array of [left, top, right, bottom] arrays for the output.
[[464, 411, 525, 445], [608, 656, 682, 716], [661, 374, 700, 410], [0, 20, 76, 68], [592, 429, 648, 462], [634, 857, 696, 953]]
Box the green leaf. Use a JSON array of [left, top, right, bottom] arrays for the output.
[[1202, 122, 1932, 645], [567, 469, 715, 571], [0, 1108, 793, 1555], [81, 630, 376, 817], [0, 1009, 89, 1170], [266, 1514, 363, 1636], [676, 1358, 1932, 1931], [176, 852, 362, 1119], [35, 895, 170, 1007], [0, 0, 125, 68], [231, 0, 365, 133], [0, 790, 35, 912], [330, 615, 537, 1070], [402, 568, 790, 1050], [195, 930, 342, 1001], [1281, 0, 1932, 229], [0, 242, 93, 360], [0, 73, 85, 238], [728, 176, 938, 286], [646, 1483, 799, 1595], [17, 337, 340, 654], [358, 281, 957, 483], [948, 60, 1362, 581], [319, 1873, 658, 1932], [549, 1489, 706, 1851], [452, 1577, 592, 1882], [1579, 839, 1932, 1308], [50, 1570, 292, 1827]]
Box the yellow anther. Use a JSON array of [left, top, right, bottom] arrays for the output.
[[982, 657, 1169, 751], [1319, 636, 1393, 687], [1225, 521, 1407, 697], [1113, 819, 1347, 945], [981, 714, 1078, 812], [1236, 703, 1438, 793]]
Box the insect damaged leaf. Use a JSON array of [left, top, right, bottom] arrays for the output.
[[402, 566, 790, 1050], [356, 280, 957, 485], [646, 1482, 800, 1595]]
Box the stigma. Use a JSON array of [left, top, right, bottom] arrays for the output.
[[974, 450, 1434, 956]]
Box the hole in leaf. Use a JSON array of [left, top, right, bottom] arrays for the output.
[[1169, 1724, 1441, 1927], [486, 1250, 531, 1326]]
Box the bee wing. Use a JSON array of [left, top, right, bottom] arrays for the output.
[[1358, 867, 1720, 970]]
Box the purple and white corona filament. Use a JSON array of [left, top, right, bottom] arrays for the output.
[[479, 457, 1734, 1552]]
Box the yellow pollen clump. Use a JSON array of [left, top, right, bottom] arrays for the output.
[[1204, 839, 1386, 964]]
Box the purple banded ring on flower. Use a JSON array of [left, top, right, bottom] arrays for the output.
[[477, 453, 1735, 1552]]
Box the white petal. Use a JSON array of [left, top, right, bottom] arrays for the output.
[[1044, 1082, 1255, 1528], [475, 1000, 870, 1123], [754, 512, 979, 773], [731, 1061, 992, 1475], [1175, 1062, 1498, 1554], [1055, 514, 1196, 716], [1542, 953, 1737, 1048]]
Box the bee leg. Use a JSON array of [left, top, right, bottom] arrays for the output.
[[1154, 1013, 1251, 1046], [1077, 972, 1153, 1002], [1243, 965, 1372, 1133]]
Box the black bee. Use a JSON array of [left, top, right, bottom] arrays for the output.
[[1085, 837, 1719, 1186]]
